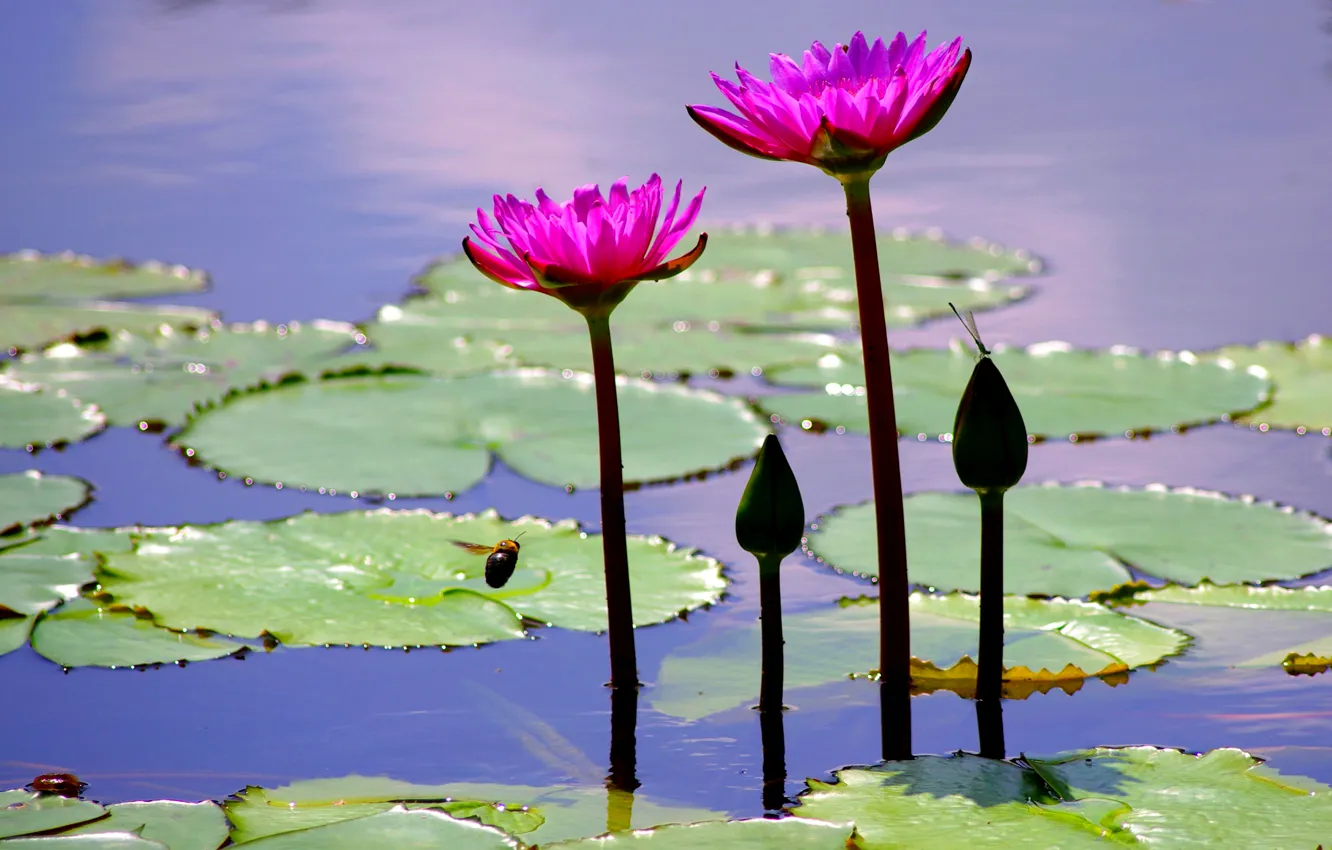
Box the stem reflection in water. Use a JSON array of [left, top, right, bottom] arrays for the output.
[[606, 684, 640, 832]]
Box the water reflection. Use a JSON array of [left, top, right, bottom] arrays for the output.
[[606, 685, 639, 831]]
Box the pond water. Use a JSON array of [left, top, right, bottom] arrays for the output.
[[2, 0, 1332, 821]]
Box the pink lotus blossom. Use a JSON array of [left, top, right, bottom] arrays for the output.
[[688, 31, 971, 178], [463, 174, 707, 317]]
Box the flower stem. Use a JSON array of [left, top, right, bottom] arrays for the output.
[[757, 552, 785, 713], [843, 177, 912, 762], [977, 490, 1005, 705], [586, 312, 639, 690]]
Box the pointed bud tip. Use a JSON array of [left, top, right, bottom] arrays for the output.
[[952, 357, 1029, 493], [735, 434, 806, 558]]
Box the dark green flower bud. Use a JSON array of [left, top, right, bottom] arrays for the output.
[[952, 356, 1029, 494], [736, 434, 806, 558]]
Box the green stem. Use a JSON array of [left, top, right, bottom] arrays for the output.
[[843, 177, 912, 761], [586, 313, 638, 689], [757, 552, 785, 713], [977, 490, 1005, 707]]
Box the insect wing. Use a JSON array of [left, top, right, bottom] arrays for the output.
[[451, 540, 496, 555], [948, 302, 990, 356]]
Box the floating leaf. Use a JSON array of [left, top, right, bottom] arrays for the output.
[[1214, 335, 1332, 432], [760, 342, 1269, 440], [0, 471, 91, 534], [8, 322, 370, 429], [544, 818, 861, 848], [172, 371, 767, 496], [29, 598, 248, 668], [225, 776, 719, 847], [0, 251, 213, 353], [1134, 583, 1332, 672], [62, 801, 229, 850], [0, 527, 137, 619], [794, 747, 1332, 848], [0, 834, 168, 848], [0, 378, 105, 448], [806, 484, 1332, 597], [651, 594, 1186, 719], [92, 510, 722, 654], [0, 615, 34, 656], [0, 790, 106, 840], [362, 230, 1035, 378], [236, 807, 516, 850]]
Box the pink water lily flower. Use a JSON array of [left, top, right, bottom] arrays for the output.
[[688, 31, 971, 178], [463, 174, 707, 318]]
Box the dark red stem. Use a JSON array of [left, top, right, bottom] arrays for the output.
[[586, 313, 639, 689], [758, 553, 785, 713], [843, 177, 912, 762], [977, 490, 1005, 704]]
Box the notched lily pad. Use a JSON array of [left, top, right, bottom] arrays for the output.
[[63, 800, 230, 850], [0, 471, 92, 535], [760, 341, 1270, 440], [1213, 334, 1332, 433], [8, 321, 371, 430], [0, 789, 107, 840], [650, 593, 1187, 719], [0, 250, 214, 353], [171, 370, 768, 497], [225, 776, 719, 847], [0, 377, 105, 449], [544, 817, 861, 848], [794, 746, 1332, 849], [90, 509, 723, 656], [806, 483, 1332, 598], [29, 598, 248, 669]]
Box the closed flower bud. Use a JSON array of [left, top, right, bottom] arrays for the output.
[[736, 434, 806, 558], [952, 356, 1028, 494]]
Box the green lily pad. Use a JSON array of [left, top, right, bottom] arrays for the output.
[[29, 598, 248, 668], [92, 510, 722, 653], [172, 370, 767, 496], [236, 807, 516, 850], [0, 471, 91, 534], [0, 377, 105, 448], [0, 790, 106, 840], [0, 251, 214, 353], [651, 594, 1187, 720], [63, 801, 229, 850], [0, 615, 35, 655], [1131, 584, 1332, 671], [362, 229, 1036, 378], [545, 818, 861, 848], [7, 322, 371, 429], [0, 527, 138, 619], [226, 776, 719, 847], [0, 835, 168, 849], [806, 484, 1332, 597], [760, 342, 1270, 439], [1212, 335, 1332, 432], [794, 747, 1332, 848]]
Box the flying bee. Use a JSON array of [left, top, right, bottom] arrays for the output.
[[451, 532, 525, 588], [949, 302, 991, 357]]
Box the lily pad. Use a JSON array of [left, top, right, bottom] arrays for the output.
[[29, 598, 249, 669], [0, 471, 91, 534], [172, 370, 768, 496], [0, 790, 106, 840], [1213, 335, 1332, 432], [361, 230, 1036, 378], [0, 615, 34, 655], [545, 818, 861, 848], [0, 251, 213, 353], [794, 747, 1332, 849], [63, 801, 229, 850], [92, 510, 722, 652], [0, 835, 167, 849], [651, 594, 1187, 720], [237, 807, 516, 850], [0, 526, 137, 619], [225, 776, 719, 847], [7, 322, 371, 429], [760, 342, 1269, 440], [0, 377, 105, 448], [1133, 583, 1332, 671], [806, 484, 1332, 597]]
